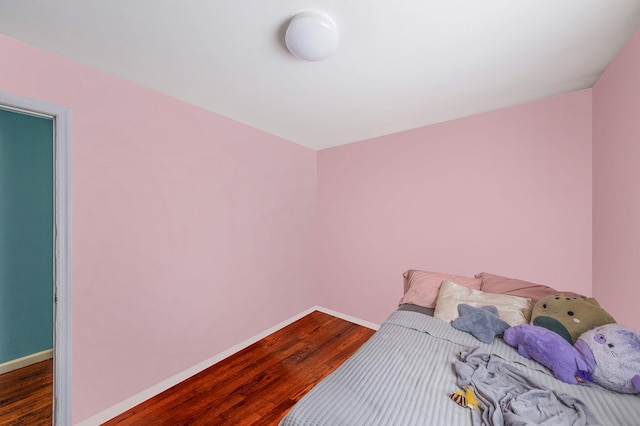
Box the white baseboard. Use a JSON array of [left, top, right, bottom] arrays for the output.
[[314, 306, 380, 330], [0, 349, 53, 375], [77, 306, 378, 425]]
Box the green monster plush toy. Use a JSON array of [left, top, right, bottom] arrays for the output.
[[530, 294, 616, 344]]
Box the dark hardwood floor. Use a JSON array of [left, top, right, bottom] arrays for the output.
[[0, 359, 53, 426], [103, 310, 376, 425]]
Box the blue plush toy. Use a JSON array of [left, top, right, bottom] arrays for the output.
[[575, 324, 640, 394], [503, 324, 592, 384]]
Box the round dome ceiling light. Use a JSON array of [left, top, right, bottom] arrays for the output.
[[285, 11, 339, 61]]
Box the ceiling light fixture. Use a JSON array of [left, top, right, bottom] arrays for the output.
[[285, 11, 339, 61]]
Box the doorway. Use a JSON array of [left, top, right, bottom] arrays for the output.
[[0, 92, 72, 426]]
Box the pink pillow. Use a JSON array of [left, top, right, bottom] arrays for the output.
[[400, 269, 481, 309], [476, 272, 584, 304]]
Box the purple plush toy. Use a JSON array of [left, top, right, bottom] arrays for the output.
[[575, 324, 640, 394], [503, 324, 592, 384]]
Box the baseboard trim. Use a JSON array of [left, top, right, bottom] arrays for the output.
[[77, 306, 379, 425], [0, 349, 53, 375], [314, 306, 380, 330]]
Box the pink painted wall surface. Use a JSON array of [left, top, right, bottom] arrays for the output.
[[0, 35, 317, 423], [593, 28, 640, 331], [318, 90, 593, 325]]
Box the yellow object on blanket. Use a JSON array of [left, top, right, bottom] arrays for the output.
[[463, 386, 479, 409], [449, 386, 480, 409]]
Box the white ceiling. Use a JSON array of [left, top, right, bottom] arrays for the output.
[[1, 1, 640, 150]]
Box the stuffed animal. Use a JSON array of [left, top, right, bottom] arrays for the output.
[[530, 294, 616, 344], [451, 304, 510, 343], [449, 386, 480, 409], [463, 386, 480, 409], [503, 324, 592, 384], [575, 324, 640, 394]]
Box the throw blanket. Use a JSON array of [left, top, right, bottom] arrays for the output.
[[455, 347, 601, 425]]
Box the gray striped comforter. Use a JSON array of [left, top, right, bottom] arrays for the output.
[[280, 310, 640, 426]]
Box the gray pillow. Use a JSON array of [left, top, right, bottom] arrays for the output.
[[451, 304, 510, 343]]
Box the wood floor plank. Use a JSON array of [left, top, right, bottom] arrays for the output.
[[0, 359, 53, 426], [104, 310, 376, 425]]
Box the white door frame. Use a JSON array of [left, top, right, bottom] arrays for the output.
[[0, 91, 72, 426]]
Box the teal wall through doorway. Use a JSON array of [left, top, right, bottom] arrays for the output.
[[0, 108, 54, 364]]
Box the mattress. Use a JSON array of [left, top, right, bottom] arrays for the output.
[[280, 309, 640, 425]]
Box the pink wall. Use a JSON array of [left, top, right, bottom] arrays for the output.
[[318, 90, 593, 325], [0, 35, 317, 423], [593, 29, 640, 331]]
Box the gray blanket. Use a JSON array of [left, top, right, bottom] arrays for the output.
[[455, 347, 601, 425]]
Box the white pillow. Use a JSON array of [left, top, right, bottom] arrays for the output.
[[434, 280, 533, 326]]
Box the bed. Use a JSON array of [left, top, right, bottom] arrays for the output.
[[280, 272, 640, 426]]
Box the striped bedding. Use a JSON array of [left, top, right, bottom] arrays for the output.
[[280, 309, 640, 426]]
